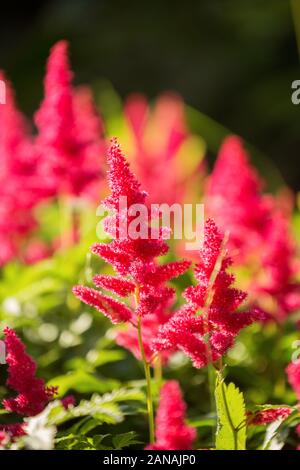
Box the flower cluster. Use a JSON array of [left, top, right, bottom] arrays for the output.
[[0, 41, 105, 265], [286, 359, 300, 403], [35, 41, 105, 200], [0, 423, 26, 444], [206, 136, 300, 321], [247, 407, 291, 426], [2, 327, 56, 417], [152, 219, 265, 368], [286, 359, 300, 448], [206, 136, 270, 256], [258, 211, 300, 321], [124, 93, 205, 206], [146, 380, 196, 450], [0, 328, 58, 447], [0, 73, 39, 265], [73, 139, 190, 362]]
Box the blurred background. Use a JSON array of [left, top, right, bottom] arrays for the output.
[[0, 2, 300, 450], [0, 0, 299, 188]]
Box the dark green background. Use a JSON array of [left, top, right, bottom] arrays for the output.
[[1, 0, 299, 190]]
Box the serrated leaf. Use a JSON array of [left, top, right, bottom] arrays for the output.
[[56, 434, 112, 450], [215, 375, 246, 450], [78, 417, 103, 435], [112, 431, 141, 449], [92, 434, 114, 450], [49, 388, 144, 430]]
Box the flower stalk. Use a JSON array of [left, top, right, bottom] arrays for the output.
[[137, 315, 155, 444], [135, 287, 155, 444]]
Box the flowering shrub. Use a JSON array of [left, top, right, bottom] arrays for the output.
[[0, 41, 300, 450]]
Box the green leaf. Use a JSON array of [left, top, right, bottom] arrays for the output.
[[77, 417, 103, 435], [112, 431, 141, 449], [47, 371, 120, 396], [188, 416, 216, 428], [92, 434, 114, 450], [48, 388, 144, 430], [56, 434, 112, 450], [215, 374, 247, 450]]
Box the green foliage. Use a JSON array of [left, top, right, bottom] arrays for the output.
[[215, 374, 247, 450], [48, 371, 120, 396], [48, 389, 144, 449], [0, 100, 299, 450], [56, 431, 140, 450]]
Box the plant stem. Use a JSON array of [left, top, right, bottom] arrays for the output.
[[201, 233, 228, 446], [154, 355, 162, 390], [137, 314, 155, 444], [207, 363, 216, 443]]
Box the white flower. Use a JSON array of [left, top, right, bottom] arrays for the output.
[[24, 404, 57, 450]]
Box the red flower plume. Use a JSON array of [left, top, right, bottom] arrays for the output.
[[2, 328, 56, 417], [152, 219, 265, 368], [146, 380, 196, 450]]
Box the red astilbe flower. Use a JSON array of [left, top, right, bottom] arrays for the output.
[[0, 73, 36, 181], [124, 93, 205, 206], [257, 210, 300, 321], [0, 73, 42, 265], [152, 219, 265, 368], [2, 327, 57, 417], [146, 380, 196, 450], [73, 139, 190, 358], [35, 40, 105, 200], [247, 407, 291, 426], [286, 359, 300, 450], [61, 395, 76, 410], [0, 423, 26, 439], [286, 359, 300, 402], [73, 285, 133, 324], [206, 135, 300, 322], [205, 135, 270, 259], [0, 432, 6, 447]]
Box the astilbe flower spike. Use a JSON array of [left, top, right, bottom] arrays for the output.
[[72, 285, 133, 324], [286, 359, 300, 402], [205, 135, 270, 257], [0, 423, 26, 440], [247, 408, 291, 426], [286, 359, 300, 449], [206, 135, 300, 322], [152, 219, 265, 368], [257, 210, 300, 321], [146, 381, 196, 450], [35, 40, 105, 200], [2, 327, 56, 417], [61, 395, 76, 410], [0, 73, 42, 265], [73, 139, 190, 361], [124, 93, 205, 207]]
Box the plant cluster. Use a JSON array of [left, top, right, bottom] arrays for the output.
[[0, 41, 300, 451]]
